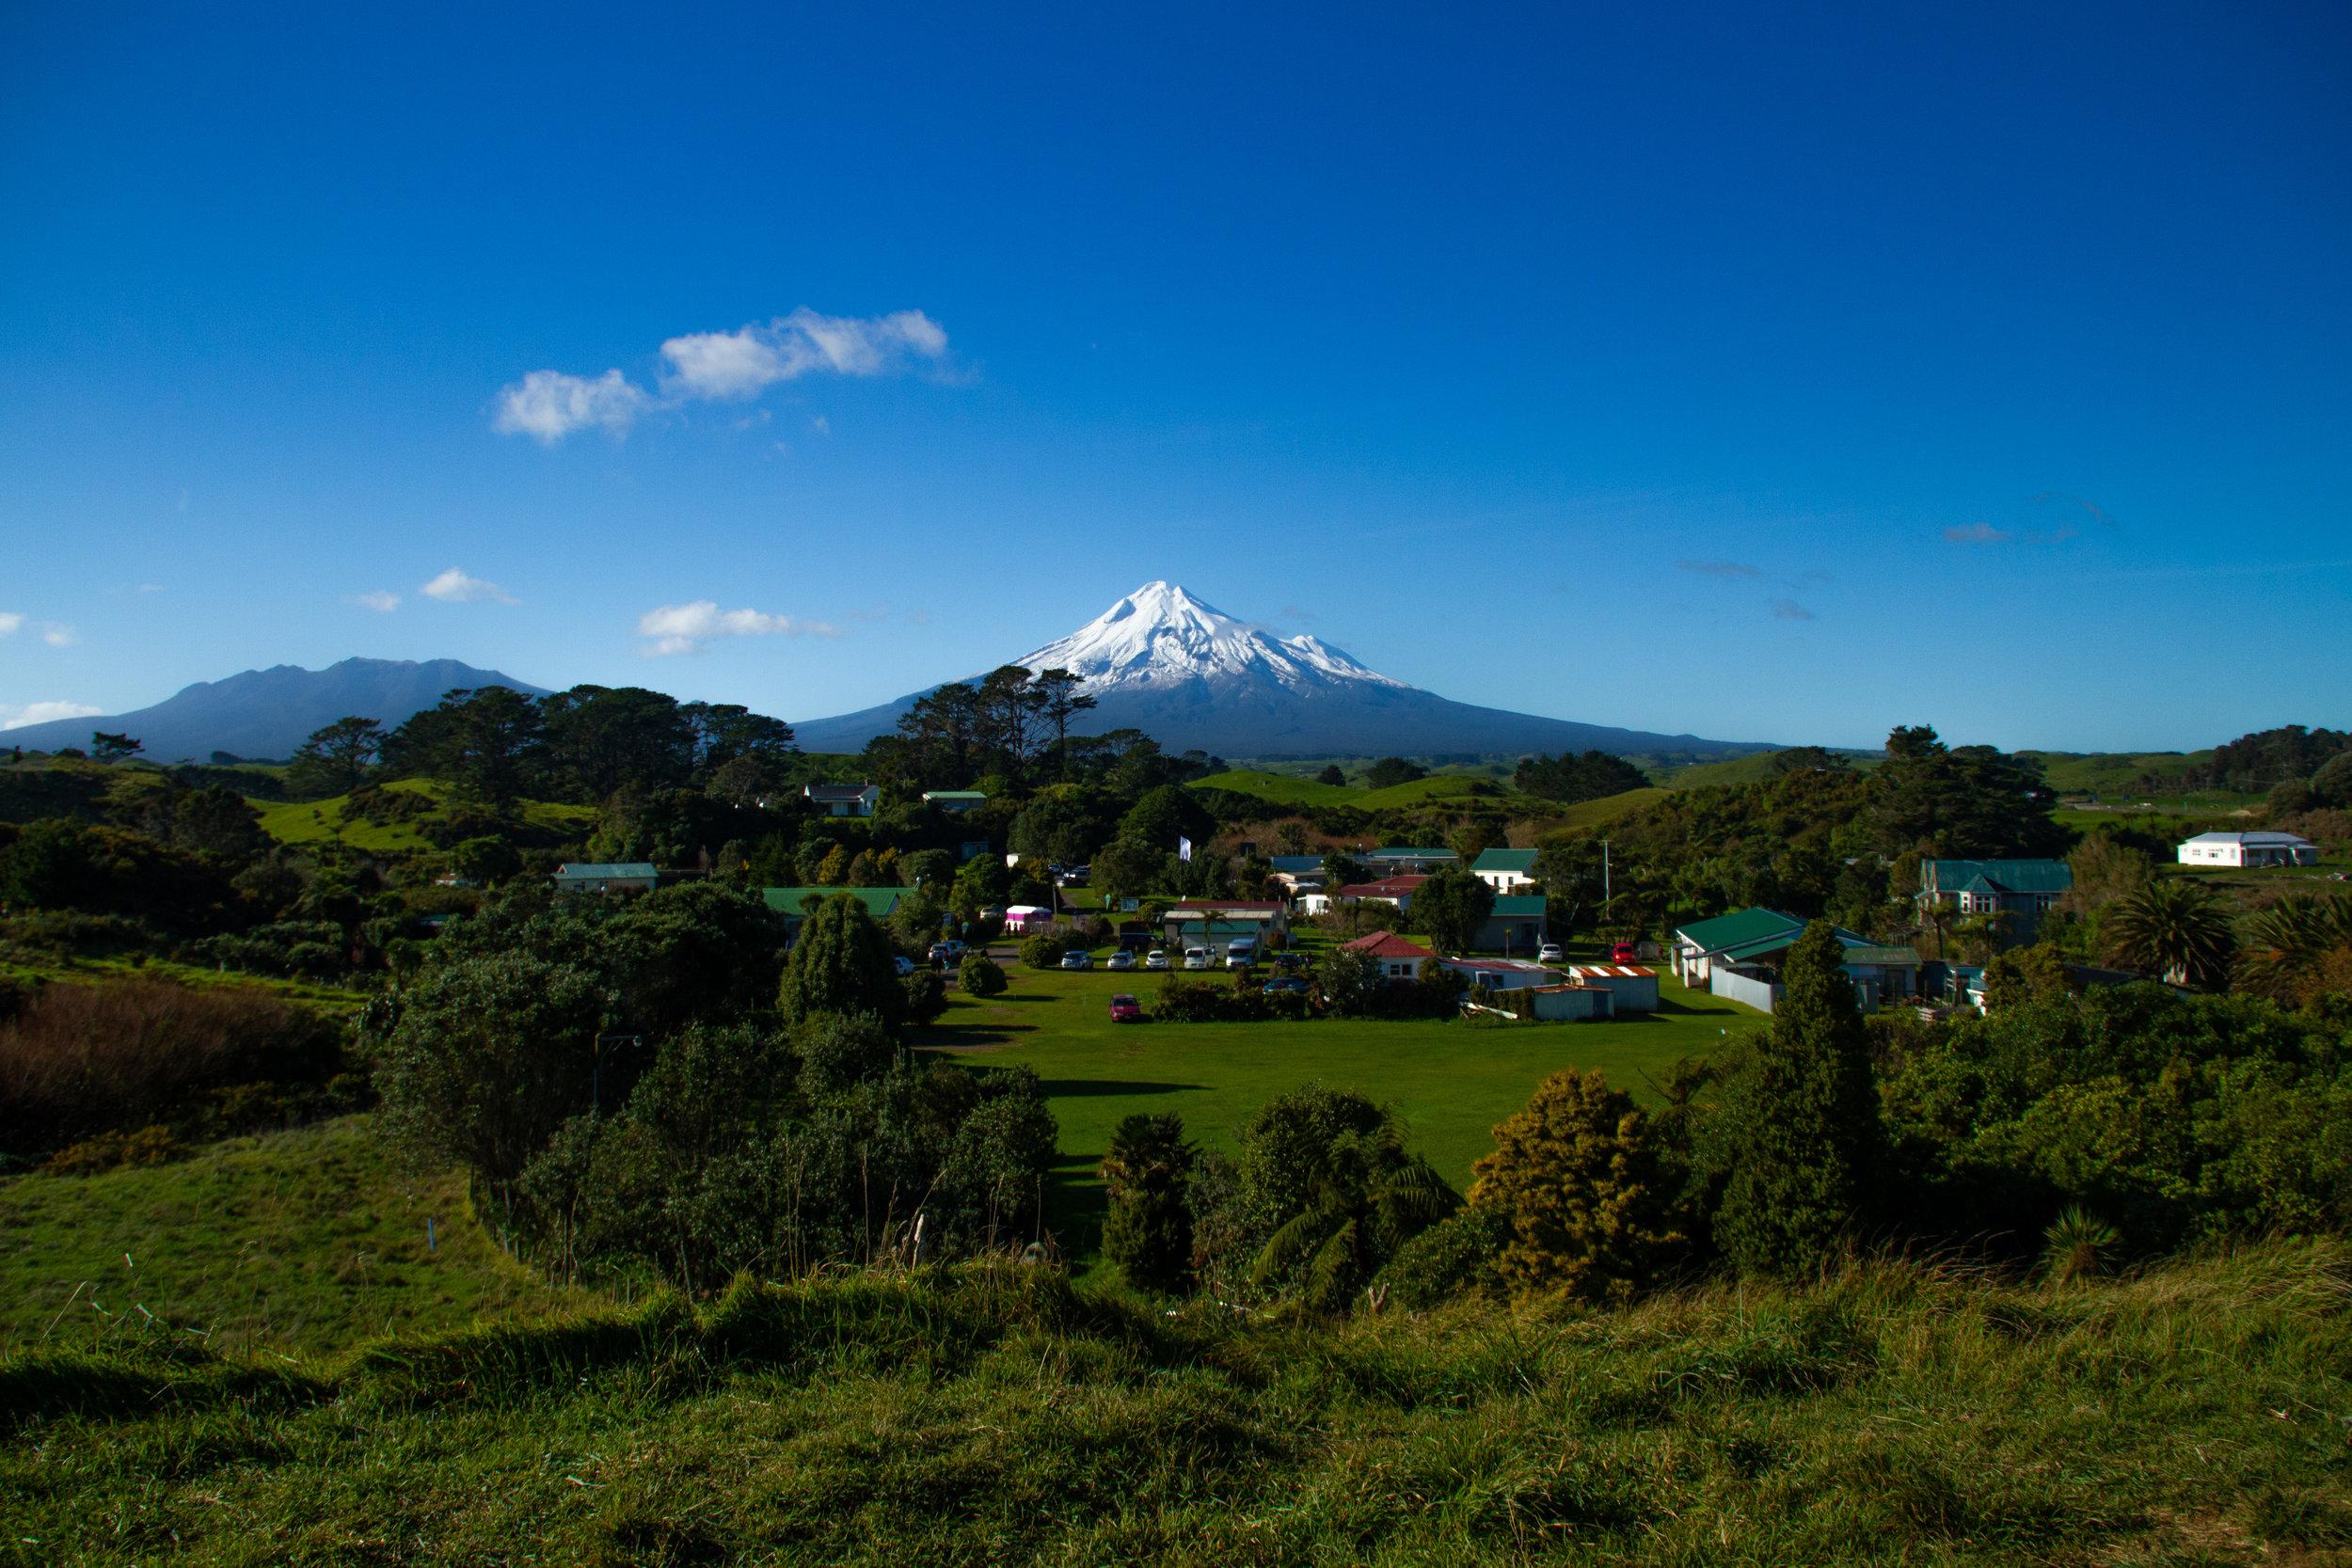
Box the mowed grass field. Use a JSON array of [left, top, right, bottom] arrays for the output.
[[250, 778, 596, 850], [915, 956, 1762, 1258]]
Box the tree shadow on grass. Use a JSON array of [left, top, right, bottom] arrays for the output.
[[1038, 1078, 1212, 1098]]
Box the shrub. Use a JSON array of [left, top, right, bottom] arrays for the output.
[[777, 893, 906, 1029], [1376, 1205, 1510, 1308], [794, 1011, 898, 1098], [899, 967, 947, 1026], [1100, 1113, 1197, 1293], [1154, 977, 1271, 1022], [1468, 1069, 1687, 1306], [1020, 933, 1066, 970], [958, 954, 1007, 997]]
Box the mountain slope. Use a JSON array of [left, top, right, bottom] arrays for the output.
[[2, 657, 549, 762], [793, 582, 1772, 760]]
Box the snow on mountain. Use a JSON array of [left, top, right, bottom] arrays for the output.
[[1009, 582, 1408, 695], [792, 583, 1776, 761]]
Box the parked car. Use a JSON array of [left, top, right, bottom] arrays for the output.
[[1144, 949, 1169, 971], [927, 941, 966, 965], [1224, 940, 1257, 970], [1108, 993, 1143, 1023], [1273, 951, 1310, 972], [1105, 950, 1136, 972], [1057, 866, 1089, 887], [1262, 977, 1309, 996], [1183, 947, 1212, 970], [1537, 942, 1565, 963], [892, 956, 916, 976], [1058, 949, 1094, 971], [1611, 942, 1639, 963]]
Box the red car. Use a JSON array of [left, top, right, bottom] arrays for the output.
[[1611, 942, 1639, 964], [1108, 993, 1143, 1023]]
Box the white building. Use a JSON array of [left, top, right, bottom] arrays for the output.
[[2177, 831, 2319, 868]]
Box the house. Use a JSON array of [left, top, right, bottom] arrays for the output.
[[1343, 930, 1436, 980], [761, 885, 904, 943], [552, 862, 658, 894], [803, 784, 882, 817], [1470, 847, 1541, 893], [1361, 847, 1458, 875], [1916, 859, 2074, 934], [1670, 906, 1921, 1014], [1160, 900, 1290, 949], [1329, 875, 1428, 911], [1568, 963, 1660, 1011], [921, 790, 988, 814], [1440, 957, 1563, 991], [1473, 895, 1548, 955], [2176, 831, 2319, 868]]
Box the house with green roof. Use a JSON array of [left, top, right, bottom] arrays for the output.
[[921, 790, 988, 814], [1671, 905, 1921, 1013], [1917, 859, 2072, 938], [1470, 847, 1540, 893], [1361, 847, 1457, 874], [762, 886, 906, 943], [1474, 895, 1549, 955], [551, 862, 658, 894]]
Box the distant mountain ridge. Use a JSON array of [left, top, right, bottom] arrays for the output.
[[793, 581, 1774, 760], [3, 658, 549, 762]]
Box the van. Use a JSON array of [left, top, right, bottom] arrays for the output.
[[1224, 940, 1257, 969]]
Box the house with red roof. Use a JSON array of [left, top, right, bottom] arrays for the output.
[[1299, 874, 1428, 917], [1342, 929, 1437, 980]]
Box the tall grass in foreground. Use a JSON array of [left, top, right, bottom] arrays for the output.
[[5, 1241, 2349, 1564]]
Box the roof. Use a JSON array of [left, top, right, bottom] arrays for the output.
[[803, 783, 879, 799], [1335, 876, 1427, 898], [1342, 930, 1437, 960], [1571, 964, 1657, 978], [1841, 945, 1923, 966], [2180, 831, 2312, 847], [554, 863, 658, 879], [1363, 847, 1457, 860], [761, 886, 904, 918], [1471, 847, 1540, 874], [1165, 900, 1284, 913], [1442, 958, 1557, 974], [921, 790, 988, 800], [1676, 908, 1806, 953], [1920, 859, 2073, 895], [1267, 856, 1325, 872], [1488, 895, 1548, 917]]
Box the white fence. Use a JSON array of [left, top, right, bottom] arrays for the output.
[[1709, 969, 1783, 1014]]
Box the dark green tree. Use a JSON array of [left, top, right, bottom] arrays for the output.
[[286, 717, 384, 797], [1119, 784, 1214, 853], [1704, 920, 1884, 1276], [958, 952, 1008, 997], [1514, 750, 1650, 803], [89, 732, 144, 765], [1100, 1113, 1198, 1292], [1029, 668, 1097, 777], [2104, 878, 2237, 989], [1411, 867, 1496, 955], [0, 819, 90, 909], [1365, 757, 1425, 790], [793, 1010, 899, 1097], [776, 894, 906, 1029], [538, 686, 695, 800], [1243, 1090, 1459, 1311], [1316, 764, 1347, 787]]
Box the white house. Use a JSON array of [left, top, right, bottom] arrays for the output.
[[803, 783, 882, 817], [1470, 847, 1540, 893], [2177, 831, 2318, 868], [1440, 957, 1563, 992]]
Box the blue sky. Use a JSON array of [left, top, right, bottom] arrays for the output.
[[2, 1, 2345, 753]]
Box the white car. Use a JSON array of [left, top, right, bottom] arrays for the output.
[[1537, 943, 1565, 964], [893, 956, 917, 976], [1058, 950, 1094, 971], [1144, 950, 1169, 971], [1182, 947, 1212, 971], [1106, 950, 1136, 972]]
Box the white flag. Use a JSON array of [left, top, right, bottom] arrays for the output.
[[1178, 836, 1193, 863]]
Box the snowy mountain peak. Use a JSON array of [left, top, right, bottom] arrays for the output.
[[1011, 584, 1411, 696]]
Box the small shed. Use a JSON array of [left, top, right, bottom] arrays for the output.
[[1567, 963, 1659, 1011], [922, 790, 988, 814], [1527, 984, 1616, 1022], [1441, 958, 1563, 992], [1003, 904, 1053, 932]]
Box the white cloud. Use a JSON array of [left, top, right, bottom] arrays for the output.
[[1, 700, 103, 731], [492, 368, 653, 444], [0, 613, 23, 637], [635, 600, 845, 656], [354, 591, 401, 612], [1943, 522, 2013, 544], [40, 624, 76, 647], [494, 309, 951, 444], [660, 309, 949, 400], [421, 568, 517, 605]]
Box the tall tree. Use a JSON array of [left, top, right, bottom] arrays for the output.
[[1029, 668, 1098, 778], [1412, 867, 1496, 955], [775, 893, 906, 1029], [1868, 723, 2067, 859], [89, 732, 144, 765], [1705, 919, 1884, 1277], [539, 686, 695, 800], [974, 665, 1043, 770], [1100, 1113, 1198, 1293], [445, 687, 546, 812], [1514, 750, 1650, 804], [2105, 879, 2237, 989], [286, 716, 385, 797]]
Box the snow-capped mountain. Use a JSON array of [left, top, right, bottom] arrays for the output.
[[792, 583, 1770, 762], [1008, 581, 1408, 697]]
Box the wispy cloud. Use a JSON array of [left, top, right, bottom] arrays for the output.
[[353, 591, 401, 612], [635, 600, 846, 657], [421, 568, 516, 605], [39, 624, 76, 647], [1677, 559, 1761, 578], [1, 700, 103, 731], [1943, 522, 2013, 544], [0, 613, 22, 637], [1770, 598, 1816, 621], [492, 369, 652, 444], [2030, 492, 2117, 530], [493, 309, 952, 444]]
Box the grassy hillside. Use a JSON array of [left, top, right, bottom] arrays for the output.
[[4, 1241, 2339, 1563], [1353, 774, 1496, 811], [0, 1119, 571, 1357], [252, 778, 596, 851], [1523, 785, 1674, 832], [1189, 769, 1363, 808]]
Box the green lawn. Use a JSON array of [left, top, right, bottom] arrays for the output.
[[917, 956, 1761, 1259], [251, 779, 596, 851], [0, 1119, 574, 1357]]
